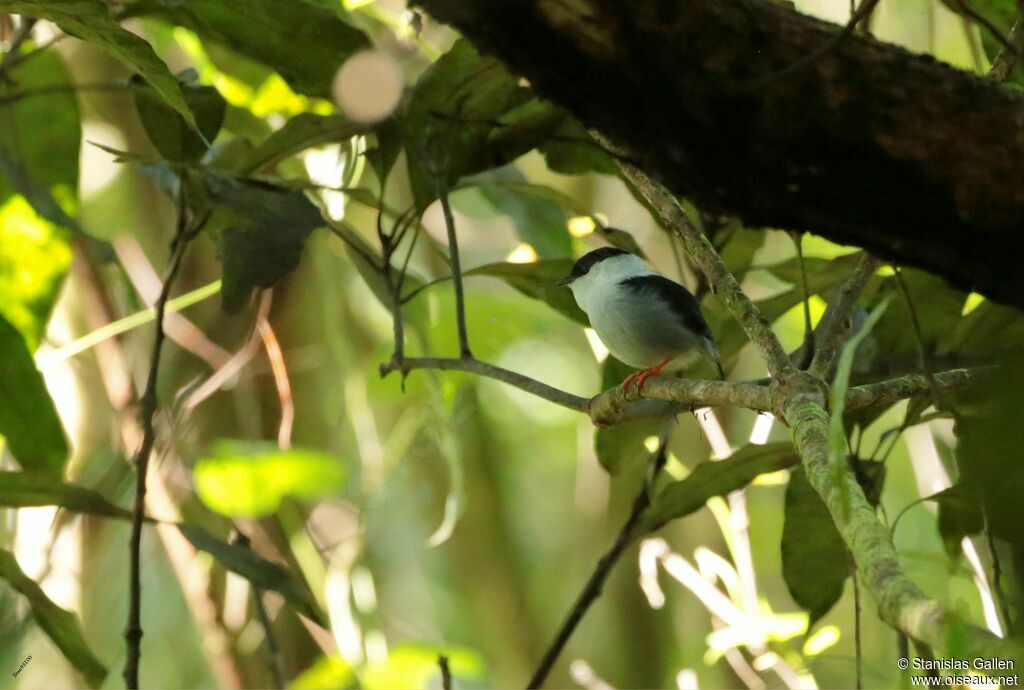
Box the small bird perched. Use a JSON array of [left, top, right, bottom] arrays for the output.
[[558, 247, 724, 392]]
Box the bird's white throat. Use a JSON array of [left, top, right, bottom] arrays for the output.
[[568, 253, 652, 315]]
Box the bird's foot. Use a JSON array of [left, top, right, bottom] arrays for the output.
[[621, 359, 672, 397]]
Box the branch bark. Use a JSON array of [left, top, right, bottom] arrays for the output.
[[413, 0, 1024, 310]]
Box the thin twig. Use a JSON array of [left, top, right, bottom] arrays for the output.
[[808, 253, 881, 379], [854, 571, 863, 690], [526, 433, 670, 689], [988, 21, 1024, 82], [893, 268, 942, 410], [984, 507, 1013, 633], [381, 357, 590, 411], [123, 183, 196, 689], [439, 655, 452, 690], [253, 583, 287, 688], [437, 182, 472, 358], [956, 0, 1022, 61], [791, 232, 815, 369]]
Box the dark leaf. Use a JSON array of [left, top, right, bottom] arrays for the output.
[[404, 39, 555, 210], [643, 442, 799, 532], [202, 173, 324, 312], [152, 0, 369, 98], [0, 549, 107, 688], [781, 468, 852, 630], [133, 77, 226, 162], [178, 524, 325, 625], [953, 353, 1024, 549], [0, 0, 196, 128], [930, 485, 985, 562], [0, 315, 68, 477], [0, 471, 131, 519]]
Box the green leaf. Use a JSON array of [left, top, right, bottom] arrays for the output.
[[595, 357, 663, 474], [465, 259, 586, 324], [0, 315, 67, 477], [133, 77, 226, 162], [0, 549, 107, 688], [474, 170, 572, 259], [0, 471, 131, 518], [152, 0, 369, 98], [404, 39, 553, 210], [827, 299, 888, 518], [202, 173, 324, 312], [0, 48, 80, 227], [194, 440, 347, 517], [781, 468, 851, 631], [177, 524, 325, 624], [643, 442, 799, 532], [225, 112, 368, 175], [0, 0, 197, 129], [538, 116, 617, 175]]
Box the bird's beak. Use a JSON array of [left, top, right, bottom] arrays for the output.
[[556, 276, 574, 287]]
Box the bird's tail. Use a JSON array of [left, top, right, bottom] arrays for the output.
[[699, 338, 725, 380]]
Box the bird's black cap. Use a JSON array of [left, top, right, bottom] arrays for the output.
[[557, 247, 629, 286]]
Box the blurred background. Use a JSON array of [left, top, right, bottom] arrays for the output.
[[0, 0, 1010, 688]]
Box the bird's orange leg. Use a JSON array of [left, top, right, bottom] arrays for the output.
[[622, 358, 672, 395]]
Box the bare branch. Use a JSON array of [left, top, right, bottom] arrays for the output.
[[437, 184, 473, 358], [124, 187, 196, 689], [380, 357, 591, 412], [809, 253, 881, 379]]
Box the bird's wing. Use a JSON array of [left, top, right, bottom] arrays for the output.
[[620, 275, 716, 344]]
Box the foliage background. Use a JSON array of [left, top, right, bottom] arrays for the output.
[[0, 0, 1018, 688]]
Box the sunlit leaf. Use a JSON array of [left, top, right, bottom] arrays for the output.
[[465, 259, 586, 324], [201, 173, 324, 312], [291, 655, 356, 690], [781, 468, 851, 631], [0, 0, 197, 129], [0, 471, 130, 518], [224, 112, 368, 175], [643, 442, 799, 532], [178, 523, 326, 624], [0, 48, 80, 232], [361, 643, 486, 690], [0, 196, 72, 348], [150, 0, 369, 98], [0, 549, 107, 688], [194, 441, 347, 516], [133, 76, 226, 162], [0, 315, 67, 477]]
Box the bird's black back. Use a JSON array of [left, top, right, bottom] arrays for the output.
[[620, 274, 715, 343]]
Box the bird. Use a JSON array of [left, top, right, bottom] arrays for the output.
[[558, 247, 724, 392]]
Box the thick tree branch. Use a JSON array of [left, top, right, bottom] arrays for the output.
[[413, 0, 1024, 310], [779, 374, 1023, 665]]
